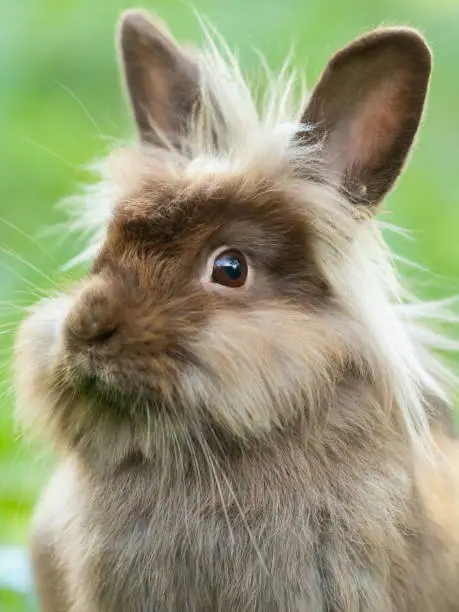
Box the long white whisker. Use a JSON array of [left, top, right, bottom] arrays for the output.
[[0, 247, 59, 287], [22, 137, 78, 169], [196, 431, 235, 547], [55, 81, 111, 147], [0, 216, 59, 265], [215, 458, 269, 575]]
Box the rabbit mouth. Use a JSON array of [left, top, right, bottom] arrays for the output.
[[64, 352, 167, 416], [76, 372, 134, 415]]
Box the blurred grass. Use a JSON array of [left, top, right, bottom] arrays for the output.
[[1, 0, 459, 609]]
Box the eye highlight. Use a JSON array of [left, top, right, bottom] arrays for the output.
[[211, 249, 248, 288]]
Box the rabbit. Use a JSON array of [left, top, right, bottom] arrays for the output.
[[14, 8, 459, 612]]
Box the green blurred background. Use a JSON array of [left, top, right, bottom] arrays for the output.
[[1, 0, 459, 609]]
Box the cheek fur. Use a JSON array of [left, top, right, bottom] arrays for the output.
[[14, 296, 73, 435], [181, 305, 362, 440]]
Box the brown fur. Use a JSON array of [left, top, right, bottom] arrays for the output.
[[15, 10, 459, 612]]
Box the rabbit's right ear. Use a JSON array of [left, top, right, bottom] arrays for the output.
[[298, 28, 431, 208], [118, 10, 200, 149]]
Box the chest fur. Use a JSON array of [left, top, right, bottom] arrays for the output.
[[68, 455, 433, 612]]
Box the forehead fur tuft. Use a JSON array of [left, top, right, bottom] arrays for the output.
[[60, 22, 323, 270]]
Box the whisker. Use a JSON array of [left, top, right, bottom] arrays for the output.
[[182, 422, 204, 518], [12, 290, 48, 303], [0, 216, 59, 265], [0, 360, 13, 375], [206, 428, 268, 574], [0, 384, 14, 404], [156, 408, 169, 505], [144, 401, 152, 458], [0, 247, 58, 287], [170, 423, 191, 545], [0, 321, 19, 328], [0, 260, 48, 298], [55, 81, 110, 146], [217, 461, 269, 574], [22, 137, 78, 169], [196, 431, 235, 547], [0, 302, 28, 313]]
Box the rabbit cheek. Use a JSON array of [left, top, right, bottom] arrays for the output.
[[183, 305, 332, 440], [14, 296, 73, 430]]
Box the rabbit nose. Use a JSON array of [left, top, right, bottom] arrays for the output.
[[86, 321, 118, 344], [67, 313, 118, 347], [66, 283, 120, 347]]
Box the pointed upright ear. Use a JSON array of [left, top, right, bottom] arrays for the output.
[[118, 10, 200, 148], [300, 28, 431, 207]]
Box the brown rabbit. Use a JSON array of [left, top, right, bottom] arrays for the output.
[[14, 9, 459, 612]]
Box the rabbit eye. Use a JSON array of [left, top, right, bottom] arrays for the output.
[[211, 250, 248, 288]]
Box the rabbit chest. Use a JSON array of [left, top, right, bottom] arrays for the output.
[[43, 449, 449, 612]]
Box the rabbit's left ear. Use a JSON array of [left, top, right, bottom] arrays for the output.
[[299, 28, 431, 207], [119, 10, 200, 149]]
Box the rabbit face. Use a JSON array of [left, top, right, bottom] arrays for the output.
[[18, 171, 348, 457], [15, 12, 434, 462]]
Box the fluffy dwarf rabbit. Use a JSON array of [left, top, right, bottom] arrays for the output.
[[15, 9, 459, 612]]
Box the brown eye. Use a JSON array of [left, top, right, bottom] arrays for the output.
[[211, 250, 248, 288]]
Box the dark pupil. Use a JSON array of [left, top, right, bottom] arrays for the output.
[[217, 255, 242, 280]]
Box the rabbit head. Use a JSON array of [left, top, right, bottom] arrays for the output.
[[16, 11, 446, 466]]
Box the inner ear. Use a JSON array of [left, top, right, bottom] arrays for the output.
[[299, 28, 432, 207], [118, 10, 201, 149]]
